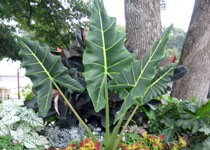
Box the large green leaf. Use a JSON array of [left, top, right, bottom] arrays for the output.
[[83, 0, 134, 112], [18, 37, 84, 117], [109, 26, 173, 122], [142, 63, 177, 103]]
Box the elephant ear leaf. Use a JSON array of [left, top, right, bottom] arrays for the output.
[[18, 37, 84, 117], [109, 25, 173, 122], [83, 0, 134, 112], [142, 63, 177, 104]]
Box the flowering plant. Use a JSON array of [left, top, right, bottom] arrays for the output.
[[45, 133, 186, 150], [45, 138, 101, 150], [119, 132, 186, 150]]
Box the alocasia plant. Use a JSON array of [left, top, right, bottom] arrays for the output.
[[18, 0, 178, 149], [18, 38, 84, 117], [18, 37, 96, 140], [83, 0, 134, 143]]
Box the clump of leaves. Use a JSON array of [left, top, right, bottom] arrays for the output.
[[45, 138, 101, 150], [145, 96, 210, 149], [45, 123, 103, 148], [0, 134, 23, 150], [120, 132, 186, 150], [123, 125, 147, 145], [0, 99, 48, 149]]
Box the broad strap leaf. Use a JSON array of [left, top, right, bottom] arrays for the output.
[[18, 37, 84, 117], [142, 63, 177, 104], [109, 26, 173, 122], [83, 0, 134, 112], [113, 63, 177, 123]]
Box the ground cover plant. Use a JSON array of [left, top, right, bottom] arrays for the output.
[[45, 133, 186, 150], [17, 0, 183, 149], [0, 99, 48, 149], [44, 123, 103, 148], [0, 134, 23, 150]]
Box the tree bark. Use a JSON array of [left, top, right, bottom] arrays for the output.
[[171, 0, 210, 101], [125, 0, 162, 59]]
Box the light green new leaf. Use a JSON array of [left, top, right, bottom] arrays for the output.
[[109, 26, 173, 122], [18, 37, 84, 117], [83, 0, 134, 112]]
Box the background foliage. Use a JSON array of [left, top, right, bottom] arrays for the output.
[[0, 24, 20, 60], [166, 27, 186, 52], [0, 0, 91, 61], [145, 95, 210, 149]]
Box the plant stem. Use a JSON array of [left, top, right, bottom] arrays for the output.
[[121, 105, 139, 135], [110, 112, 126, 150], [105, 79, 110, 150], [113, 105, 139, 150], [52, 80, 97, 141]]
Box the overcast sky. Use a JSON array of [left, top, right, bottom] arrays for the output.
[[104, 0, 195, 31], [0, 0, 195, 76]]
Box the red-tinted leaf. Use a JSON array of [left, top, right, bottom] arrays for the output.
[[168, 54, 176, 63], [56, 46, 63, 52]]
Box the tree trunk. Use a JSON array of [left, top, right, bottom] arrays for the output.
[[171, 0, 210, 101], [125, 0, 162, 59]]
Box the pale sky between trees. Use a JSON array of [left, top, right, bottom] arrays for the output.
[[0, 0, 195, 75], [104, 0, 195, 31]]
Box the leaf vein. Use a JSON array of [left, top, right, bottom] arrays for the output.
[[104, 20, 115, 33], [27, 71, 45, 75], [42, 48, 48, 63], [87, 40, 103, 49], [44, 83, 52, 110], [108, 55, 133, 69], [96, 75, 106, 108], [85, 62, 104, 68], [49, 58, 59, 73], [88, 73, 104, 81], [106, 35, 125, 51], [54, 79, 81, 91]]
